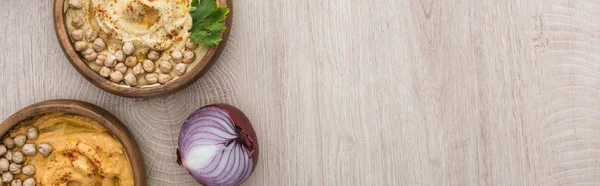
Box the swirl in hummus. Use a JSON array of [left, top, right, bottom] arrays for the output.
[[64, 0, 211, 87], [7, 113, 134, 185]]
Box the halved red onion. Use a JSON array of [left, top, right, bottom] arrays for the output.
[[177, 104, 259, 186]]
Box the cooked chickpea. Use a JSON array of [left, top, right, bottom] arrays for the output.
[[74, 41, 87, 52], [85, 29, 98, 42], [0, 137, 15, 150], [185, 40, 198, 50], [104, 55, 117, 67], [69, 0, 83, 9], [0, 146, 5, 156], [171, 51, 183, 63], [110, 71, 124, 83], [182, 51, 195, 63], [9, 163, 21, 174], [71, 29, 83, 41], [132, 63, 143, 76], [11, 179, 21, 186], [12, 152, 24, 164], [22, 178, 34, 186], [13, 135, 25, 148], [0, 158, 8, 172], [124, 73, 137, 86], [38, 144, 53, 157], [147, 50, 160, 61], [99, 67, 112, 78], [123, 42, 135, 55], [0, 139, 15, 150], [114, 63, 127, 74], [125, 56, 137, 67], [21, 144, 35, 156], [2, 172, 12, 183], [92, 38, 106, 52], [115, 50, 125, 62], [159, 61, 172, 73], [26, 127, 38, 140], [21, 165, 34, 176], [83, 48, 98, 61], [142, 60, 155, 72], [5, 151, 13, 161], [174, 63, 187, 76], [158, 74, 171, 84], [145, 73, 158, 84], [71, 17, 84, 28], [95, 54, 106, 66]]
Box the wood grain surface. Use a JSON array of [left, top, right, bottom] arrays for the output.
[[1, 0, 599, 185]]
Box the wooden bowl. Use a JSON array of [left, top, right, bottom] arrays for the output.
[[53, 0, 233, 98], [0, 99, 146, 185]]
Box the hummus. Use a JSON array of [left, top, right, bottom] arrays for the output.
[[64, 0, 210, 87], [8, 113, 134, 186]]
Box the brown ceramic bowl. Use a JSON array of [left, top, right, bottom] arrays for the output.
[[0, 99, 146, 185], [53, 0, 233, 98]]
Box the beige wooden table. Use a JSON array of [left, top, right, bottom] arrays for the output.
[[2, 0, 600, 185]]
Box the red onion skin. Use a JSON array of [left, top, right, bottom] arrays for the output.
[[177, 104, 259, 184]]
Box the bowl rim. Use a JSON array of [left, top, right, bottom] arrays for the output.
[[53, 0, 233, 98], [0, 99, 147, 186]]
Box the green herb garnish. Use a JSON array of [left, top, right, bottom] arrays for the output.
[[189, 0, 230, 48]]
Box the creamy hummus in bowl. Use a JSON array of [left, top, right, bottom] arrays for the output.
[[0, 100, 146, 186], [54, 0, 232, 97]]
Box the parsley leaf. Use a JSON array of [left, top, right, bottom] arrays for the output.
[[189, 0, 229, 48]]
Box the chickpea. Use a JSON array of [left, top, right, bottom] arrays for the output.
[[0, 145, 6, 156], [174, 63, 187, 76], [69, 0, 83, 9], [125, 56, 137, 67], [38, 144, 53, 157], [142, 60, 155, 72], [12, 152, 24, 164], [132, 63, 143, 76], [13, 135, 25, 148], [158, 74, 171, 84], [71, 17, 84, 28], [171, 51, 183, 63], [26, 127, 38, 140], [185, 40, 198, 50], [9, 163, 21, 174], [182, 51, 195, 63], [0, 158, 8, 172], [22, 178, 34, 186], [21, 165, 34, 176], [2, 172, 12, 183], [74, 41, 87, 52], [99, 67, 112, 78], [21, 144, 36, 156], [83, 49, 97, 61], [92, 38, 106, 52], [95, 54, 106, 66], [147, 50, 160, 61], [110, 71, 124, 83], [85, 29, 98, 42], [5, 151, 13, 162], [71, 29, 83, 41], [104, 55, 117, 67], [124, 73, 137, 86], [159, 61, 172, 73], [145, 73, 158, 84], [2, 138, 14, 150], [114, 50, 125, 62], [122, 42, 135, 55], [114, 63, 127, 74], [11, 179, 21, 186]]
